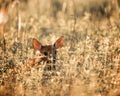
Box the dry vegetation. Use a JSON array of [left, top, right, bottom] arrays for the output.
[[0, 0, 120, 96]]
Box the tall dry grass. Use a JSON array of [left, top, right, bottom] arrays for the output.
[[0, 0, 120, 96]]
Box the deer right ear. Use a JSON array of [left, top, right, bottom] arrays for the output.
[[54, 36, 64, 49], [33, 38, 42, 50]]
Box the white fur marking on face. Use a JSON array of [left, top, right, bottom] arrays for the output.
[[36, 50, 40, 56]]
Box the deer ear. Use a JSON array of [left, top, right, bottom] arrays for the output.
[[33, 38, 42, 50], [54, 36, 64, 49]]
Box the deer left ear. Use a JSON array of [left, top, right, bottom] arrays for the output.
[[33, 38, 42, 50], [54, 36, 64, 49]]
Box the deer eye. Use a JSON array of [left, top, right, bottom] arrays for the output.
[[44, 52, 48, 56]]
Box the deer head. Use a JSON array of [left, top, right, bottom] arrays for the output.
[[33, 36, 64, 63]]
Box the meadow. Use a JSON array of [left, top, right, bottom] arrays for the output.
[[0, 0, 120, 96]]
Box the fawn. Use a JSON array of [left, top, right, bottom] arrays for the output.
[[32, 36, 64, 70]]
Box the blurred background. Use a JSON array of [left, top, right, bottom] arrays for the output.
[[0, 0, 119, 21], [0, 0, 119, 43]]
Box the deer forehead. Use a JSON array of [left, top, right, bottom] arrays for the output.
[[40, 45, 54, 53]]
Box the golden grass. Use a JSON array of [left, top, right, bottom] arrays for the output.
[[0, 0, 120, 96]]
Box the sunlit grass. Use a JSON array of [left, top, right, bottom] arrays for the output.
[[0, 0, 120, 96]]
